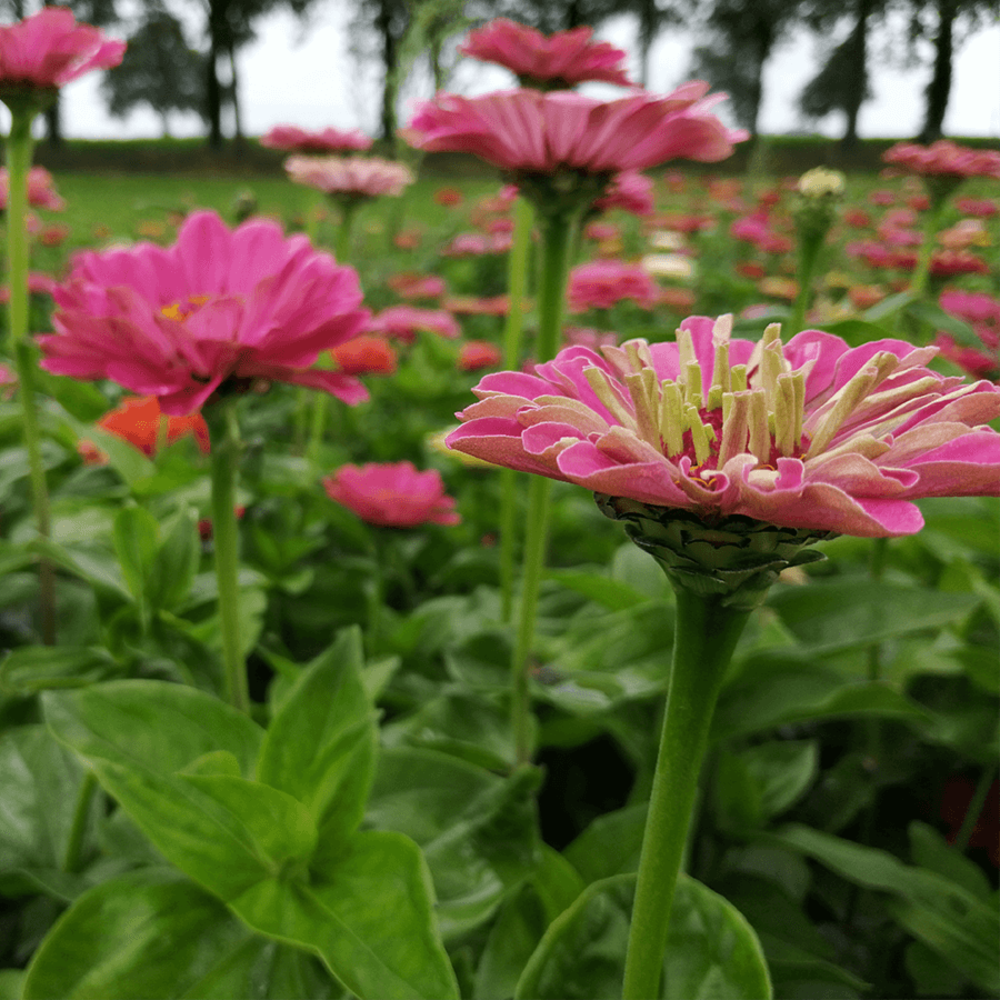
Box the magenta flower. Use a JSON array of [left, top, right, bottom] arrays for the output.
[[260, 124, 372, 153], [404, 84, 745, 176], [366, 305, 460, 343], [38, 211, 370, 415], [0, 166, 64, 210], [447, 315, 1000, 537], [0, 7, 123, 92], [936, 290, 1000, 381], [460, 18, 633, 89], [592, 170, 655, 217], [323, 461, 461, 527], [883, 140, 1000, 180], [568, 260, 659, 312], [284, 155, 414, 199]]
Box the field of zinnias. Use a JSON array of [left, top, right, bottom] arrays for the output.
[[1, 9, 999, 1000]]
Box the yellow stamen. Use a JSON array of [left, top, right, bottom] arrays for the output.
[[659, 380, 685, 455]]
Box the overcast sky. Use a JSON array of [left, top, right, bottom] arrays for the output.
[[48, 8, 1000, 142]]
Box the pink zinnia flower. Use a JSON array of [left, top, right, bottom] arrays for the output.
[[38, 211, 370, 415], [405, 84, 745, 177], [569, 260, 658, 312], [955, 197, 998, 218], [447, 314, 1000, 537], [387, 272, 446, 301], [441, 232, 512, 256], [285, 155, 414, 199], [260, 124, 372, 153], [0, 269, 56, 303], [883, 140, 1000, 180], [460, 18, 633, 89], [323, 461, 460, 527], [0, 7, 124, 92], [0, 166, 64, 210], [592, 170, 655, 217], [367, 305, 460, 343], [935, 290, 1000, 381]]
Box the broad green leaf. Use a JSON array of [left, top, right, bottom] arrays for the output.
[[0, 645, 120, 694], [147, 507, 201, 612], [113, 505, 161, 606], [257, 626, 377, 844], [22, 870, 254, 999], [759, 934, 867, 1000], [713, 652, 931, 741], [0, 725, 96, 884], [548, 568, 651, 612], [514, 873, 772, 1000], [822, 319, 897, 347], [563, 803, 647, 883], [904, 300, 984, 348], [474, 885, 549, 1000], [232, 830, 459, 1000], [366, 747, 542, 939], [772, 824, 1000, 994], [767, 579, 980, 654], [743, 740, 819, 820], [37, 370, 110, 422], [863, 289, 913, 322], [908, 821, 992, 901], [0, 970, 25, 1000]]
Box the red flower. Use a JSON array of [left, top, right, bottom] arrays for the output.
[[433, 187, 464, 207], [458, 340, 502, 372], [387, 272, 446, 301], [323, 461, 460, 527], [331, 335, 398, 376], [97, 395, 210, 457]]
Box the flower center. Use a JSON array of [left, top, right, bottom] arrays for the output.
[[161, 294, 210, 322]]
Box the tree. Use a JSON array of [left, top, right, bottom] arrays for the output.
[[101, 7, 204, 135]]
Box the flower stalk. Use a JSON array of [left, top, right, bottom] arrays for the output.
[[5, 104, 56, 644], [206, 397, 250, 714], [499, 196, 535, 623]]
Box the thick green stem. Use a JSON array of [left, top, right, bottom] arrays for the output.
[[622, 588, 751, 1000], [499, 198, 534, 623], [335, 199, 360, 262], [207, 398, 250, 714], [6, 108, 56, 645], [62, 771, 97, 874], [789, 232, 824, 336], [908, 196, 948, 303], [507, 207, 580, 766]]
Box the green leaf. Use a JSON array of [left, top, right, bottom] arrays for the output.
[[231, 830, 460, 1000], [767, 579, 980, 654], [113, 505, 161, 606], [474, 885, 548, 1000], [822, 319, 896, 347], [772, 824, 1000, 995], [366, 747, 542, 939], [0, 971, 25, 1000], [863, 289, 914, 322], [743, 740, 819, 820], [147, 507, 201, 612], [908, 821, 992, 901], [22, 870, 254, 999], [563, 803, 647, 883], [0, 645, 120, 694], [548, 568, 651, 611], [904, 300, 983, 348], [257, 626, 377, 844], [514, 873, 772, 999]]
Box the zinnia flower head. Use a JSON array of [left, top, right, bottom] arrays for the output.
[[366, 305, 460, 343], [260, 124, 372, 153], [569, 260, 659, 312], [460, 18, 633, 89], [285, 155, 414, 200], [331, 334, 398, 376], [458, 340, 502, 372], [323, 461, 461, 527], [0, 166, 64, 210], [447, 314, 1000, 538], [883, 140, 1000, 181], [97, 395, 210, 457], [935, 290, 1000, 381], [38, 210, 370, 415], [0, 7, 124, 102], [592, 170, 655, 217], [405, 84, 745, 213]]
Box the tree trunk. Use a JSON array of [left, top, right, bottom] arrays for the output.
[[638, 0, 655, 88], [228, 42, 244, 148], [44, 99, 62, 148], [205, 2, 225, 149], [377, 0, 398, 146], [919, 0, 956, 142], [840, 0, 873, 150]]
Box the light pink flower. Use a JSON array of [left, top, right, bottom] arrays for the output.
[[447, 315, 1000, 537], [324, 461, 460, 527], [38, 211, 370, 415], [0, 166, 64, 210], [260, 124, 372, 153], [460, 18, 633, 88], [569, 260, 658, 312], [285, 155, 414, 199], [441, 232, 512, 256], [387, 272, 446, 301], [955, 197, 998, 218], [404, 84, 745, 176], [592, 170, 655, 217], [883, 140, 1000, 180], [0, 7, 124, 91], [367, 305, 460, 342]]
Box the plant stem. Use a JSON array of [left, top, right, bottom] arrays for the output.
[[207, 397, 250, 713], [499, 197, 534, 623], [908, 195, 947, 304], [62, 771, 97, 874], [5, 107, 56, 645], [622, 587, 751, 1000], [789, 231, 824, 336], [335, 199, 359, 262], [508, 207, 580, 766], [954, 763, 998, 854]]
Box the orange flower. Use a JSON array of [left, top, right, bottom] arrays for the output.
[[97, 396, 210, 457], [331, 335, 398, 376]]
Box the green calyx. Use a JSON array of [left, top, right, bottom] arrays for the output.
[[595, 494, 836, 611], [513, 170, 612, 220]]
